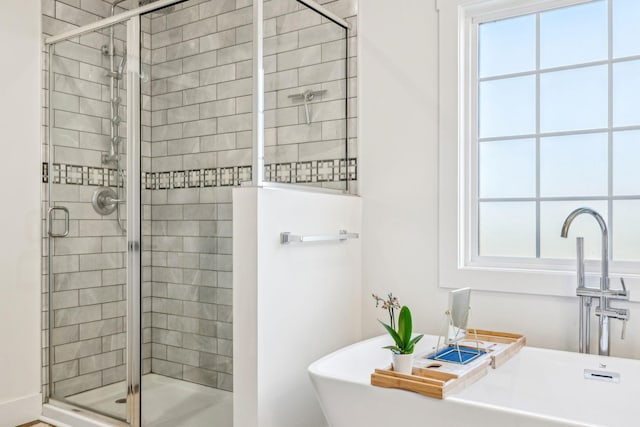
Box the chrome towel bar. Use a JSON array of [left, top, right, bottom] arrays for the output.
[[280, 230, 359, 245]]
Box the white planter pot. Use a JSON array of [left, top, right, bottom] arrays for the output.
[[392, 353, 413, 375]]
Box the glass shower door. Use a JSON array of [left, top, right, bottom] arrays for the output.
[[47, 21, 131, 422], [263, 2, 352, 191]]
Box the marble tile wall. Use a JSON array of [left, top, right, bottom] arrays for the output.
[[145, 0, 246, 391]]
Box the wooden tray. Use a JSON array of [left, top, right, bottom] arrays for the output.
[[466, 329, 526, 369], [370, 330, 525, 399]]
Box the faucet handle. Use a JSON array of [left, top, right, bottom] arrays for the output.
[[602, 277, 630, 300], [621, 319, 627, 340], [615, 277, 630, 299]]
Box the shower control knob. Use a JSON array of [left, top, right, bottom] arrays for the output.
[[92, 186, 119, 216]]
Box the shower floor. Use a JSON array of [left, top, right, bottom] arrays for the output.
[[66, 373, 232, 427]]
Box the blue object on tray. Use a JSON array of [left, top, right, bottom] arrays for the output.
[[428, 346, 486, 365]]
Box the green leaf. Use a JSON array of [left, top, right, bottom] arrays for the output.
[[382, 345, 402, 353], [408, 334, 424, 347], [379, 320, 402, 348], [402, 333, 424, 354], [397, 306, 413, 349]]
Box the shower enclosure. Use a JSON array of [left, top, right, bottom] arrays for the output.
[[42, 0, 354, 425]]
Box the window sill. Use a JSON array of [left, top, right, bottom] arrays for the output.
[[439, 260, 640, 302]]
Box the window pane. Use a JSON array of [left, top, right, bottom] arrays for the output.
[[613, 200, 640, 261], [613, 130, 640, 195], [479, 15, 536, 78], [473, 1, 640, 264], [613, 0, 640, 58], [479, 76, 535, 138], [540, 201, 608, 260], [540, 1, 607, 68], [479, 202, 536, 257], [540, 65, 608, 132], [540, 133, 608, 197], [479, 139, 536, 198], [613, 60, 640, 127]]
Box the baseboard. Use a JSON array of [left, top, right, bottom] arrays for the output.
[[0, 393, 42, 427]]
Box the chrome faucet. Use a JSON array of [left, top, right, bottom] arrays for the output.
[[561, 207, 629, 356]]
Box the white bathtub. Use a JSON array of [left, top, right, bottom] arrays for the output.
[[309, 334, 640, 427]]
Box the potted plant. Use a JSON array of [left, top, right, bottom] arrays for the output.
[[373, 293, 424, 375]]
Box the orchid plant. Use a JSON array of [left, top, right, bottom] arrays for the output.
[[372, 293, 400, 330], [373, 293, 423, 355]]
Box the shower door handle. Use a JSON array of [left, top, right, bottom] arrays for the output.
[[47, 206, 69, 237]]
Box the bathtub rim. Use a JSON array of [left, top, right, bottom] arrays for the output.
[[308, 334, 637, 427]]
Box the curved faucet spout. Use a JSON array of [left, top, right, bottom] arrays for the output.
[[560, 207, 608, 290], [561, 207, 607, 238]]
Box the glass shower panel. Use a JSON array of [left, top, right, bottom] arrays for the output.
[[141, 0, 248, 424], [47, 22, 129, 421], [263, 0, 351, 190]]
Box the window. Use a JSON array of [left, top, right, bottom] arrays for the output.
[[437, 0, 640, 296]]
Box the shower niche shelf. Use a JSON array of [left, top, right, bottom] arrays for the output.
[[370, 330, 526, 399]]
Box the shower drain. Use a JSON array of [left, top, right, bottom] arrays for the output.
[[115, 398, 127, 404]]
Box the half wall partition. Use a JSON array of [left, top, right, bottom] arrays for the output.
[[42, 0, 355, 425]]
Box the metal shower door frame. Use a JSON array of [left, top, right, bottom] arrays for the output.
[[45, 13, 142, 427], [125, 15, 142, 426], [43, 1, 223, 424]]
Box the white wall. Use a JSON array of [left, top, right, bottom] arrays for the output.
[[359, 1, 640, 358], [234, 187, 362, 427], [0, 0, 43, 425]]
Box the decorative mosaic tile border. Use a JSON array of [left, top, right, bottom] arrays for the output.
[[42, 163, 125, 187], [42, 158, 357, 189]]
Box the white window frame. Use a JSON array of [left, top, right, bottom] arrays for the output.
[[437, 0, 640, 299]]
